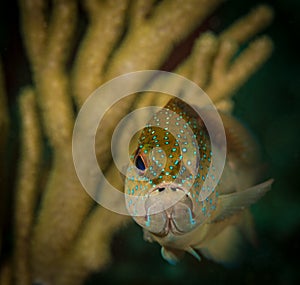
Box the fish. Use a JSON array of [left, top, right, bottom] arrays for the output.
[[124, 97, 272, 265]]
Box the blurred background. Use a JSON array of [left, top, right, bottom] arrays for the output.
[[1, 0, 299, 284]]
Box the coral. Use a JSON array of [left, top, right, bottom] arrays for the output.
[[13, 88, 42, 285], [0, 1, 273, 284]]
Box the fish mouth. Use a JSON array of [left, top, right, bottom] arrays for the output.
[[142, 183, 196, 237]]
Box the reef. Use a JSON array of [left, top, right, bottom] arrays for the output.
[[0, 1, 273, 284]]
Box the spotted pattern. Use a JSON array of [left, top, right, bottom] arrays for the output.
[[125, 98, 218, 233]]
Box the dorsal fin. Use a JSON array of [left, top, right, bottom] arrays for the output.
[[220, 113, 260, 166], [170, 101, 261, 166], [164, 97, 206, 128]]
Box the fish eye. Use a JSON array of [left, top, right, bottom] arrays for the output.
[[135, 155, 146, 171]]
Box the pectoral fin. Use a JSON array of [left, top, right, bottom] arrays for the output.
[[161, 247, 185, 265], [220, 113, 261, 166], [186, 247, 201, 261], [212, 179, 273, 223], [143, 229, 154, 243]]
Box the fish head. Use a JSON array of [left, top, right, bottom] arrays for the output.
[[125, 100, 218, 237]]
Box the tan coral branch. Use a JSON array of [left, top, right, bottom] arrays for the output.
[[13, 88, 42, 285], [20, 0, 77, 149], [96, 0, 222, 173], [201, 5, 274, 108], [173, 33, 218, 81], [44, 0, 77, 70], [129, 0, 156, 28], [206, 36, 273, 103], [214, 98, 235, 113], [210, 39, 238, 82], [19, 0, 48, 72], [35, 0, 77, 149], [56, 207, 128, 285], [189, 32, 219, 89], [221, 4, 274, 44], [30, 150, 92, 283], [72, 0, 130, 107], [20, 1, 93, 283], [106, 0, 222, 78], [143, 32, 219, 108]]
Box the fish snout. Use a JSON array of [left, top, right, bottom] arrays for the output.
[[141, 184, 196, 236]]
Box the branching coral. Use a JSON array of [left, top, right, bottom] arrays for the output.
[[14, 88, 42, 285], [0, 1, 273, 284]]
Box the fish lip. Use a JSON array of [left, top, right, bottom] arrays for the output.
[[146, 201, 194, 237], [145, 183, 194, 237], [150, 216, 187, 238], [168, 218, 186, 235]]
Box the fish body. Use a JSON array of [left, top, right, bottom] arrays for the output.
[[125, 97, 272, 265]]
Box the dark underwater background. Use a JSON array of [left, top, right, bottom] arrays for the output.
[[1, 0, 299, 284]]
